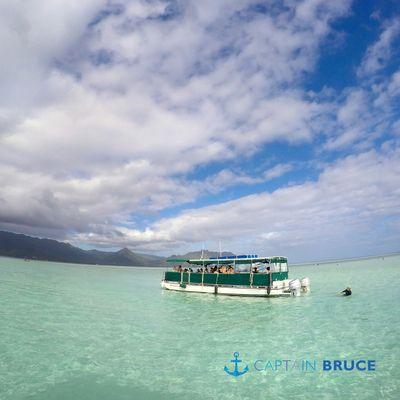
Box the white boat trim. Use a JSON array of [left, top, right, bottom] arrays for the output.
[[161, 280, 292, 297]]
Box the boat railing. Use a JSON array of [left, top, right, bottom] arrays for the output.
[[163, 270, 289, 287], [168, 266, 288, 274]]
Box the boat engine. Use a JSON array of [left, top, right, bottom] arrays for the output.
[[289, 279, 301, 297], [300, 277, 310, 293]]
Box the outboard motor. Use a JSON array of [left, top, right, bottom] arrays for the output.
[[300, 277, 310, 293], [289, 279, 301, 297]]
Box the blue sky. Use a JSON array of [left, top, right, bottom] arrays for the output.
[[0, 0, 399, 261]]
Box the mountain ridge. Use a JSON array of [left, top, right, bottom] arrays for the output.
[[0, 230, 235, 267], [0, 231, 168, 267]]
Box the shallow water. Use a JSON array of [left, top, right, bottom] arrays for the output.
[[0, 255, 399, 399]]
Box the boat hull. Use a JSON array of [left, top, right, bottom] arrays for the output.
[[161, 280, 292, 297]]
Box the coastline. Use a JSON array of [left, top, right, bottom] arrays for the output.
[[2, 250, 399, 269], [291, 251, 400, 267]]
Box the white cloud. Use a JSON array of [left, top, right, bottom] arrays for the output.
[[0, 1, 103, 129], [263, 163, 293, 180], [3, 1, 400, 260], [201, 163, 293, 192], [324, 67, 400, 151], [357, 18, 400, 77], [321, 17, 400, 151], [0, 0, 352, 242], [76, 141, 400, 260]]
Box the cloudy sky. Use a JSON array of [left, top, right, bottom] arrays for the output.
[[1, 0, 400, 261]]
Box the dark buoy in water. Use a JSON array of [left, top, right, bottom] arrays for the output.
[[341, 287, 352, 296]]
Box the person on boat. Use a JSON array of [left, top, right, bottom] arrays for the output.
[[252, 266, 259, 273], [266, 266, 271, 273], [341, 287, 352, 296]]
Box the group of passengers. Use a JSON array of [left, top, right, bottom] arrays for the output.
[[172, 265, 193, 273], [172, 265, 235, 274], [197, 265, 235, 274], [172, 265, 269, 274], [252, 266, 270, 274]]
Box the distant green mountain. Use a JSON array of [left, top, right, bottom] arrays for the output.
[[0, 231, 168, 267], [0, 230, 237, 267]]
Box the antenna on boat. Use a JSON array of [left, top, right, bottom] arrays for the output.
[[201, 243, 204, 260], [219, 240, 222, 257]]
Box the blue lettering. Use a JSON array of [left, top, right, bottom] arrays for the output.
[[265, 360, 274, 371], [282, 360, 290, 371], [304, 360, 316, 371], [254, 360, 264, 371], [343, 360, 354, 371], [368, 360, 376, 371], [333, 360, 342, 370], [323, 359, 376, 372], [323, 360, 332, 371], [356, 360, 366, 371]]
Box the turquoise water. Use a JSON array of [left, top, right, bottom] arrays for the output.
[[0, 255, 399, 399]]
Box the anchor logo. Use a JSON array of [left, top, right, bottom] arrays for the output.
[[224, 352, 249, 377]]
